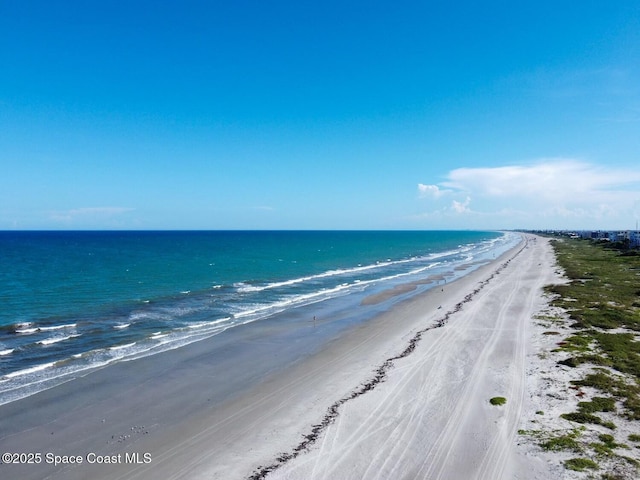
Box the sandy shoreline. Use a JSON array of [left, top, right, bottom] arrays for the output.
[[1, 233, 565, 480], [259, 234, 558, 480]]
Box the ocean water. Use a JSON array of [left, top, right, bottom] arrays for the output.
[[0, 230, 518, 404]]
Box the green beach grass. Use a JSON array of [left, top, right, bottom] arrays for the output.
[[549, 238, 640, 420], [534, 236, 640, 478]]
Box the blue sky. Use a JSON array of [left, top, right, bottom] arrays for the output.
[[1, 1, 639, 230]]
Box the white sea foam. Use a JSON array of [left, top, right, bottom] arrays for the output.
[[15, 327, 38, 334], [3, 362, 56, 379], [110, 342, 136, 350], [2, 316, 241, 404], [129, 305, 202, 322], [234, 282, 262, 293], [12, 322, 33, 331], [232, 262, 441, 320], [230, 248, 464, 297], [38, 334, 80, 346], [113, 323, 130, 330], [233, 283, 353, 319], [129, 311, 160, 321], [38, 323, 77, 332], [0, 349, 14, 356]]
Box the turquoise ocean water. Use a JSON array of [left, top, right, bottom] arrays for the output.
[[0, 230, 518, 404]]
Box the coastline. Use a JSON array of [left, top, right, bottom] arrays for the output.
[[0, 230, 511, 407], [0, 233, 560, 480], [260, 234, 556, 480]]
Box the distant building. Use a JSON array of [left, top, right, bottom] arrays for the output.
[[532, 229, 640, 249]]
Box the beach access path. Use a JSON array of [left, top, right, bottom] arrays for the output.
[[1, 234, 559, 480]]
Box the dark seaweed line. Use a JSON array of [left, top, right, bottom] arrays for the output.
[[248, 240, 528, 479]]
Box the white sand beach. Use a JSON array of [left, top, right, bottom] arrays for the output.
[[1, 234, 572, 480], [133, 233, 559, 480], [247, 235, 559, 480]]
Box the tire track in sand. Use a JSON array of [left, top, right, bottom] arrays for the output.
[[474, 239, 553, 480], [417, 247, 525, 480], [474, 240, 540, 480], [250, 241, 527, 480], [311, 274, 502, 479]]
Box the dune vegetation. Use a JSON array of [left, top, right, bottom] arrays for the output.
[[528, 237, 640, 477]]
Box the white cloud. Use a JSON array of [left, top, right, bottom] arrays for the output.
[[418, 159, 640, 228], [417, 183, 450, 199], [451, 196, 471, 214], [443, 159, 640, 200]]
